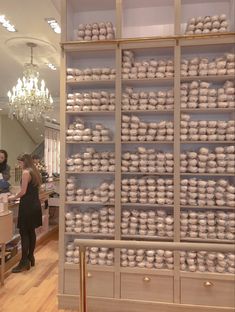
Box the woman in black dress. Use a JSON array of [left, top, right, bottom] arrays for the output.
[[8, 154, 42, 273]]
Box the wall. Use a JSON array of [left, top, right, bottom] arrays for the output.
[[0, 115, 37, 184]]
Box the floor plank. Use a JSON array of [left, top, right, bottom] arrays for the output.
[[0, 235, 75, 312]]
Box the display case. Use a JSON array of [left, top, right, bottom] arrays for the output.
[[59, 0, 235, 311], [122, 0, 175, 38]]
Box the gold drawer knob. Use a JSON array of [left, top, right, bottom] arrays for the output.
[[143, 276, 151, 282], [204, 281, 214, 287], [87, 272, 92, 278]]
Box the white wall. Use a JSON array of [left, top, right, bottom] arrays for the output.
[[0, 116, 37, 183]]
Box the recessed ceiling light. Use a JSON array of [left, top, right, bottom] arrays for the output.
[[45, 18, 61, 34], [0, 108, 3, 111], [46, 63, 57, 70], [0, 15, 17, 32]]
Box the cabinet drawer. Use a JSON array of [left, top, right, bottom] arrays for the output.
[[64, 269, 114, 298], [181, 277, 235, 307], [121, 273, 173, 302]]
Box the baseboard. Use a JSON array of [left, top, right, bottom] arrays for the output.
[[58, 294, 233, 312]]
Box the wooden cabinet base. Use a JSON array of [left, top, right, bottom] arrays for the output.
[[58, 295, 234, 312], [181, 277, 235, 308]]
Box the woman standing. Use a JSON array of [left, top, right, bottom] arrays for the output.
[[8, 154, 42, 273], [0, 149, 11, 193]]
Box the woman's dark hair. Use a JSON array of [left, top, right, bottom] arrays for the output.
[[0, 149, 8, 173], [32, 154, 40, 160], [17, 154, 42, 187]]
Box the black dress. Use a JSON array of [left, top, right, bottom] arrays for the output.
[[17, 180, 42, 229]]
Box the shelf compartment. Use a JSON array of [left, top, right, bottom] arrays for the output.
[[122, 172, 173, 176], [65, 232, 114, 239], [66, 171, 114, 174], [66, 111, 115, 115], [122, 109, 174, 114], [67, 141, 115, 144], [64, 263, 114, 271], [181, 0, 235, 34], [66, 79, 115, 87], [66, 201, 114, 206], [122, 203, 173, 209], [62, 41, 117, 52], [65, 0, 116, 41], [122, 141, 173, 144], [181, 205, 235, 210], [181, 141, 235, 144], [180, 173, 235, 177], [122, 0, 175, 38], [122, 78, 174, 86], [122, 235, 173, 241], [180, 74, 235, 83], [120, 267, 174, 276], [181, 108, 235, 114], [181, 238, 235, 244]]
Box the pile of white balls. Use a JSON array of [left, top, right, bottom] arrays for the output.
[[181, 210, 235, 241], [65, 207, 115, 235], [66, 148, 115, 172], [66, 242, 114, 266], [122, 50, 174, 79], [181, 114, 235, 141], [122, 87, 174, 111], [180, 251, 235, 274], [180, 146, 235, 174], [121, 209, 173, 237], [122, 115, 174, 142], [181, 53, 235, 77], [180, 178, 235, 207], [66, 91, 115, 112], [67, 67, 116, 81], [121, 249, 174, 269], [76, 22, 115, 41], [185, 14, 229, 35], [121, 177, 174, 205], [122, 147, 173, 173], [66, 118, 112, 142], [181, 80, 235, 109], [66, 177, 115, 203]]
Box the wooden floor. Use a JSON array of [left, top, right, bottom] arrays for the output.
[[0, 234, 75, 312]]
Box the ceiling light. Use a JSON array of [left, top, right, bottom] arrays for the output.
[[7, 42, 53, 122], [45, 18, 61, 34], [46, 63, 57, 70], [0, 14, 17, 32]]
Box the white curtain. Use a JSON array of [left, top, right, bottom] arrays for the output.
[[44, 127, 60, 176]]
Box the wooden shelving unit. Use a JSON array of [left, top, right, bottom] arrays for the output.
[[59, 0, 235, 311]]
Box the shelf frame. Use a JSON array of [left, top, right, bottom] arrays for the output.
[[59, 1, 235, 310]]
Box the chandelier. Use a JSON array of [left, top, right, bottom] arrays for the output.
[[7, 42, 53, 122]]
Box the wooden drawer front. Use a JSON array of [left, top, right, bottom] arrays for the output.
[[121, 273, 173, 302], [181, 277, 235, 307], [64, 269, 114, 298]]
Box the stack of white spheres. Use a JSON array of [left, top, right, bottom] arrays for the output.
[[65, 207, 115, 235], [185, 14, 229, 34], [122, 50, 174, 79], [76, 22, 115, 41]]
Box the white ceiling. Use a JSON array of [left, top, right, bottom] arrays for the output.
[[0, 0, 61, 143]]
